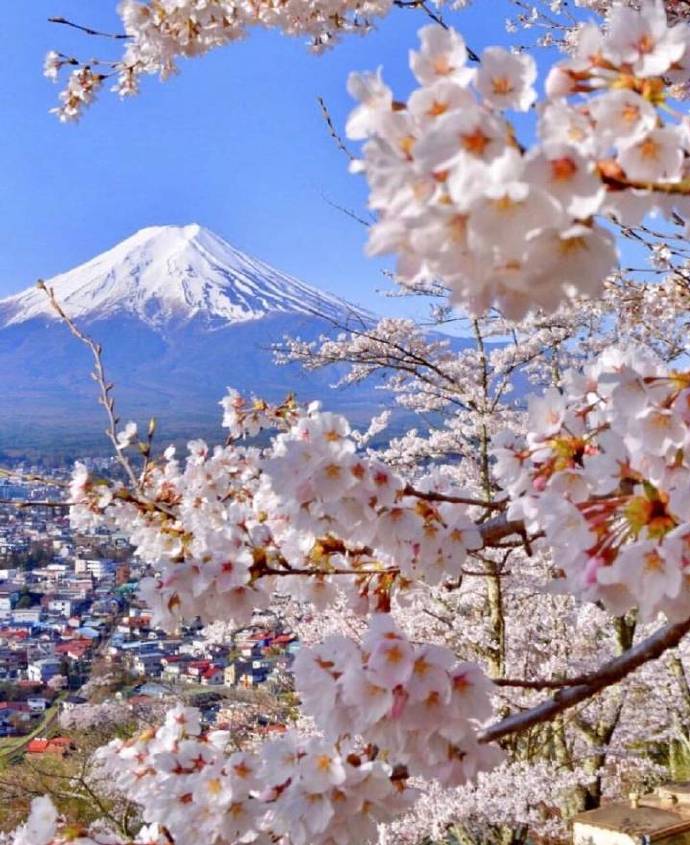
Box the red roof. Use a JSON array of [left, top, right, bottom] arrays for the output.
[[273, 634, 294, 645], [249, 631, 269, 641], [27, 736, 73, 754], [201, 666, 221, 679], [127, 616, 151, 627], [2, 630, 29, 640], [55, 640, 91, 657]]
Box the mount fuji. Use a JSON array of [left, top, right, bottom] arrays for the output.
[[0, 225, 377, 457], [0, 224, 364, 330]]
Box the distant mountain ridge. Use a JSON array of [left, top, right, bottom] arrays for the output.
[[0, 225, 378, 459]]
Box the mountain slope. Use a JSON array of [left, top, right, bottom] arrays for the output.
[[0, 225, 377, 457], [0, 224, 367, 330]]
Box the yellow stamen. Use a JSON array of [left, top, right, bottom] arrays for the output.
[[491, 76, 514, 95], [550, 157, 577, 182]]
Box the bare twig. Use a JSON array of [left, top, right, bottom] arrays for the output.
[[320, 192, 372, 228], [317, 96, 355, 161], [393, 0, 449, 30], [0, 499, 70, 509], [48, 16, 131, 40], [0, 468, 67, 488], [37, 280, 140, 492]]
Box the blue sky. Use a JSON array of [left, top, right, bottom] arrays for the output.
[[0, 1, 586, 317]]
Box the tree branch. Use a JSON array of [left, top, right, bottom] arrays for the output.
[[478, 514, 528, 547], [391, 0, 480, 60], [403, 483, 504, 511], [48, 16, 131, 40], [479, 614, 690, 744], [0, 499, 70, 509], [600, 168, 690, 196], [38, 280, 141, 492], [494, 675, 593, 690], [0, 468, 67, 488], [317, 96, 355, 161]]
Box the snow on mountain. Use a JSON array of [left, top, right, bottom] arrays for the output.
[[0, 224, 367, 329], [0, 224, 381, 454]]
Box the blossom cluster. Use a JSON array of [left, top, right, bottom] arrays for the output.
[[93, 704, 415, 845], [50, 359, 690, 839], [573, 0, 690, 26], [72, 437, 273, 631], [220, 389, 301, 440], [494, 346, 690, 621], [349, 2, 690, 318], [294, 614, 500, 786], [45, 0, 395, 120], [8, 795, 165, 845], [69, 395, 487, 631], [382, 760, 589, 844], [261, 408, 485, 588], [13, 626, 493, 843], [58, 698, 145, 731], [46, 63, 106, 123]]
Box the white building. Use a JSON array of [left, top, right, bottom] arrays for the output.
[[48, 597, 74, 617], [12, 608, 42, 625], [27, 658, 62, 683]]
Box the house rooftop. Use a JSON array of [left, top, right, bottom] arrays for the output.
[[573, 783, 690, 842], [27, 736, 74, 754], [128, 695, 152, 705]]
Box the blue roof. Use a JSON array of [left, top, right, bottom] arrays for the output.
[[132, 682, 170, 698]]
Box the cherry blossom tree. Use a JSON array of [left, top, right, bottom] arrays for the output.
[[275, 287, 690, 841], [47, 674, 68, 693], [13, 1, 690, 843]]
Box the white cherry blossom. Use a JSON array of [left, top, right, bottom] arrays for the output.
[[410, 24, 475, 87], [617, 127, 685, 183], [475, 46, 537, 112]]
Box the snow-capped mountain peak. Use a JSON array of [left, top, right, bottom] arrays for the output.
[[0, 224, 366, 329]]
